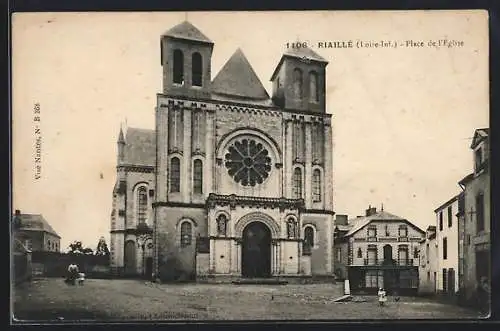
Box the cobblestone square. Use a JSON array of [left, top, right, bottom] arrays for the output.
[[12, 278, 482, 321]]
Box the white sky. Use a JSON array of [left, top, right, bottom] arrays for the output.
[[12, 11, 488, 252]]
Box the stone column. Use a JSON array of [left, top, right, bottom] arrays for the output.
[[324, 120, 333, 211], [209, 238, 215, 273], [205, 109, 215, 195], [183, 108, 192, 202], [326, 215, 333, 273], [285, 119, 294, 198], [305, 121, 313, 209]]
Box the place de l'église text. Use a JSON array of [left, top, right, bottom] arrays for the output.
[[285, 39, 464, 50]]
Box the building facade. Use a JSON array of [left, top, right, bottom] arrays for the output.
[[109, 128, 156, 277], [418, 226, 438, 294], [434, 195, 460, 295], [458, 128, 490, 306], [334, 206, 425, 294], [12, 210, 61, 253], [110, 21, 335, 281]]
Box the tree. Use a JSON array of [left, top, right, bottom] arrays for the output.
[[68, 240, 93, 255], [95, 237, 110, 256]]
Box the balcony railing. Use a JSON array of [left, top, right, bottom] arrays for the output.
[[363, 258, 414, 266]]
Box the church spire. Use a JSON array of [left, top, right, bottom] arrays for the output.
[[118, 125, 125, 144], [117, 124, 125, 164]]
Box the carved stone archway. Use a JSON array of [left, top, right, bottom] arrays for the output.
[[234, 212, 280, 239]]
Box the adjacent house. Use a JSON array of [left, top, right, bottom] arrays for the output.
[[12, 210, 61, 252], [434, 194, 460, 296], [458, 128, 490, 307], [418, 225, 438, 294], [334, 206, 425, 295]]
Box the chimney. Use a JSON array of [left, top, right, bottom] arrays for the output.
[[335, 214, 348, 225], [15, 210, 21, 215], [365, 205, 377, 216], [357, 216, 363, 219]]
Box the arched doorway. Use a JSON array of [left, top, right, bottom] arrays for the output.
[[242, 221, 271, 278], [124, 240, 136, 276]]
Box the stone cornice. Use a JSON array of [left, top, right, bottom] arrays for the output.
[[116, 164, 155, 173], [206, 193, 304, 211], [156, 93, 333, 119]]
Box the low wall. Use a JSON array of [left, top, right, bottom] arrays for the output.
[[31, 251, 110, 278], [13, 251, 32, 284]]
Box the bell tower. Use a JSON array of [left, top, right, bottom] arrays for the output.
[[270, 46, 328, 113], [160, 21, 214, 99]]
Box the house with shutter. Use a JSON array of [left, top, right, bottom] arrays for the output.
[[334, 206, 425, 294]]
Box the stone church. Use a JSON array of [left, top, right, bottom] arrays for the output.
[[110, 21, 335, 281]]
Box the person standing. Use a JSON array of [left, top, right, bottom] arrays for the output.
[[378, 288, 387, 306]]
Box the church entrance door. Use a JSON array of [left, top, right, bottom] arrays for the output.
[[242, 221, 271, 278]]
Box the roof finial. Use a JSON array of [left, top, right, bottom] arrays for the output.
[[381, 203, 384, 211]]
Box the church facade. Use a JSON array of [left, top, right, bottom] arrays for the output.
[[110, 21, 335, 281]]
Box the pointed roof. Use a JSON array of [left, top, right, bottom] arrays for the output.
[[122, 127, 156, 167], [16, 214, 61, 238], [162, 21, 213, 44], [118, 127, 125, 144], [270, 45, 328, 81], [344, 210, 425, 237], [284, 46, 328, 63], [470, 128, 489, 149], [211, 48, 270, 100]]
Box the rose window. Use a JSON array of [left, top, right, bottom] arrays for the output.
[[224, 138, 272, 186]]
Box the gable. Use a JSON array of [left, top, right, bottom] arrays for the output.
[[211, 49, 270, 100]]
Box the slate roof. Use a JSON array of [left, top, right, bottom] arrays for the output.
[[211, 48, 270, 100], [270, 45, 328, 81], [344, 210, 424, 237], [433, 194, 460, 213], [162, 21, 213, 44], [284, 46, 328, 63], [17, 214, 61, 238], [121, 127, 156, 167]]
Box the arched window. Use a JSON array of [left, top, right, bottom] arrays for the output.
[[47, 240, 51, 250], [293, 68, 303, 99], [173, 49, 184, 84], [180, 221, 192, 247], [309, 71, 319, 102], [136, 186, 148, 224], [192, 52, 203, 87], [312, 169, 321, 202], [193, 159, 203, 194], [170, 157, 180, 193], [303, 226, 314, 255], [293, 167, 302, 199]]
